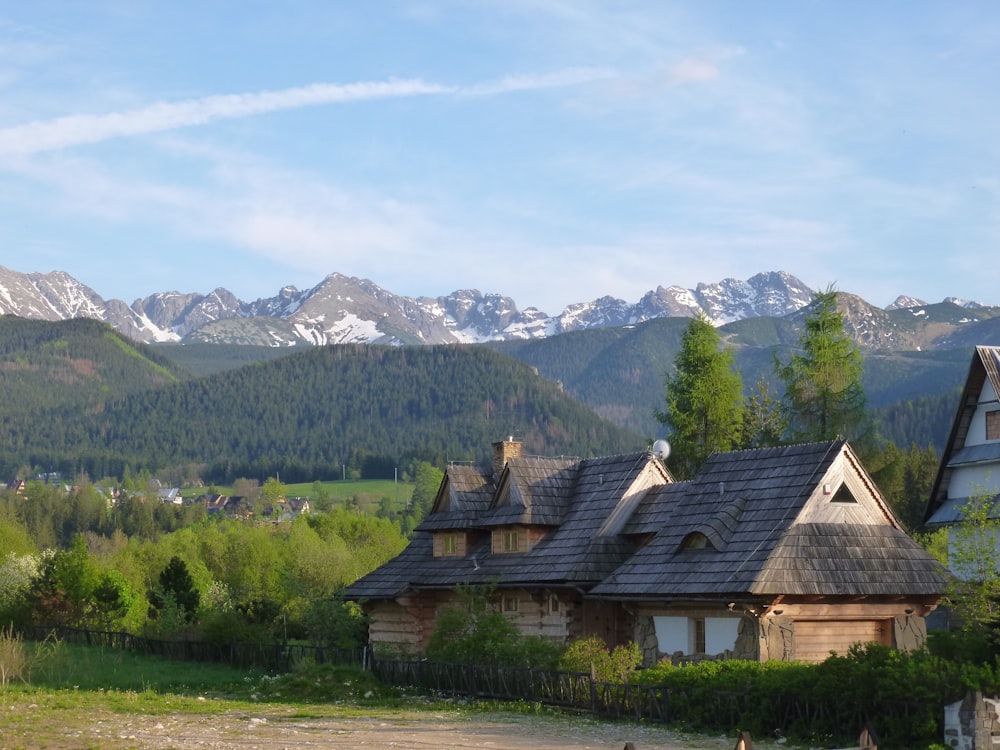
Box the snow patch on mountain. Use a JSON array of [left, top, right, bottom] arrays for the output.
[[2, 263, 993, 349]]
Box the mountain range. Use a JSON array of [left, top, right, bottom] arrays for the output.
[[7, 265, 991, 349]]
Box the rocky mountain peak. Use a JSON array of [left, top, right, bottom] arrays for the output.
[[0, 263, 991, 350]]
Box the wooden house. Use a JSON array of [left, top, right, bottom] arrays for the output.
[[925, 345, 1000, 573], [342, 438, 671, 653], [593, 440, 945, 663], [344, 438, 946, 663]]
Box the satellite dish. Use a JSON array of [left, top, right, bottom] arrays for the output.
[[652, 439, 671, 460]]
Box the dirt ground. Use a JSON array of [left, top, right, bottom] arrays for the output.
[[4, 705, 759, 750]]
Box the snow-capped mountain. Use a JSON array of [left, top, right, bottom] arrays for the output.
[[0, 264, 985, 348]]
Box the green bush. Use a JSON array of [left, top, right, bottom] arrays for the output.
[[632, 644, 1000, 748], [424, 585, 563, 668], [301, 597, 368, 649], [558, 636, 640, 682]]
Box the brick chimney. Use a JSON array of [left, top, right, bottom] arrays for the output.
[[492, 436, 522, 478]]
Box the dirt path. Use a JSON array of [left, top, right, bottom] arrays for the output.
[[6, 705, 754, 750]]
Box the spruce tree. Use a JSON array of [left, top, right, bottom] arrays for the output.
[[657, 313, 744, 478], [775, 286, 867, 443]]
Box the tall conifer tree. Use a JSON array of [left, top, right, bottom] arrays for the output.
[[775, 286, 867, 443], [657, 313, 744, 478]]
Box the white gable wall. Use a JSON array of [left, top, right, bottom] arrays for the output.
[[963, 379, 1000, 449], [948, 378, 1000, 500], [945, 378, 1000, 575]]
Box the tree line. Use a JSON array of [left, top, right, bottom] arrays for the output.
[[0, 341, 640, 484], [657, 286, 937, 529], [0, 493, 408, 645]]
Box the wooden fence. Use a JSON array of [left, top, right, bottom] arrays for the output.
[[18, 626, 367, 673], [371, 658, 671, 720], [17, 629, 936, 746], [370, 657, 937, 747]]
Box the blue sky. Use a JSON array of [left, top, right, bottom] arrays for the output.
[[1, 2, 997, 313]]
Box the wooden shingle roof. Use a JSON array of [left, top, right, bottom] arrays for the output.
[[489, 452, 666, 584], [481, 456, 578, 527], [755, 523, 947, 596], [343, 450, 668, 598], [415, 464, 494, 531], [592, 440, 947, 600], [344, 439, 947, 605]]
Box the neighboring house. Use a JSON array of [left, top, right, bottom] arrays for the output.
[[925, 345, 1000, 572], [263, 497, 311, 523], [343, 438, 946, 664], [5, 479, 26, 494], [202, 493, 228, 515], [157, 487, 182, 505], [201, 493, 252, 519]]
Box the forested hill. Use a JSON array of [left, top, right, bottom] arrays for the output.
[[0, 315, 184, 420], [0, 324, 642, 482]]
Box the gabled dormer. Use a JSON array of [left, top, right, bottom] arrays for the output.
[[597, 452, 674, 537], [478, 439, 578, 554], [415, 463, 495, 558]]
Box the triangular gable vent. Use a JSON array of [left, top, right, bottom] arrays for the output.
[[830, 484, 858, 504]]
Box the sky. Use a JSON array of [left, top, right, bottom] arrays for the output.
[[0, 2, 998, 314]]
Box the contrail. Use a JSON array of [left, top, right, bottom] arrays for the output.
[[0, 69, 612, 157]]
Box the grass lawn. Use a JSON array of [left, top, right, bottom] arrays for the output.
[[0, 641, 749, 750]]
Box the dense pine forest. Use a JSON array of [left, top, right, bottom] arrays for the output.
[[0, 310, 969, 651], [0, 318, 640, 483], [0, 314, 973, 486]]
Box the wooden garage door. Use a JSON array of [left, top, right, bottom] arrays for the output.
[[793, 620, 890, 663]]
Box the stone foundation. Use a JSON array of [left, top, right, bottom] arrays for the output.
[[943, 692, 1000, 749]]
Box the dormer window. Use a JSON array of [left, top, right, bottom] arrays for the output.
[[503, 530, 519, 552], [988, 410, 1000, 441], [680, 531, 712, 550], [493, 526, 526, 554], [434, 532, 465, 557]]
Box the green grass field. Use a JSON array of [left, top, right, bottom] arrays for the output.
[[179, 478, 414, 510]]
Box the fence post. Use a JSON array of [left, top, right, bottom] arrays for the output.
[[590, 663, 598, 714]]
